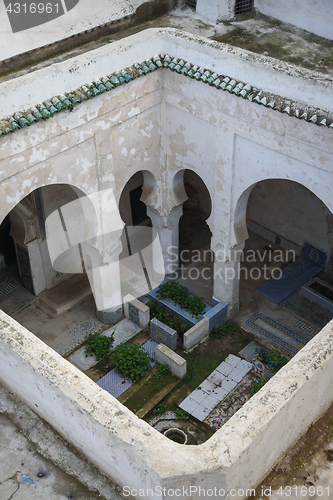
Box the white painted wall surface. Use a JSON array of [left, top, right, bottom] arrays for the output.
[[255, 0, 333, 41], [1, 29, 332, 118]]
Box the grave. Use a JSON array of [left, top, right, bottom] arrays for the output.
[[68, 318, 141, 371], [150, 318, 177, 350], [123, 294, 150, 329]]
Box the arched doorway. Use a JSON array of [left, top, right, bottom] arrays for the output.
[[237, 178, 333, 332], [0, 184, 93, 315], [176, 169, 213, 305], [118, 171, 159, 300]]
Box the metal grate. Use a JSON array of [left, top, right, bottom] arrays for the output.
[[186, 0, 197, 10], [234, 0, 253, 15]]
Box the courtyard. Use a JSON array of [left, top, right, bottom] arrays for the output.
[[0, 0, 333, 497]]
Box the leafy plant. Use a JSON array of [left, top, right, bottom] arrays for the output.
[[112, 343, 151, 381], [173, 407, 190, 421], [156, 281, 205, 317], [85, 333, 113, 360], [250, 378, 268, 396], [209, 321, 237, 339], [266, 349, 288, 370], [257, 347, 268, 362], [152, 402, 167, 415], [150, 301, 187, 334]]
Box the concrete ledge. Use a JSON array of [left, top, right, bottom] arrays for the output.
[[155, 343, 186, 379], [1, 309, 333, 498]]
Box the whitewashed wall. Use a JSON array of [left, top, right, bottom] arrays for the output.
[[255, 0, 333, 41]]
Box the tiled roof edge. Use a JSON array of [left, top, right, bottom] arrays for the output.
[[1, 54, 332, 137]]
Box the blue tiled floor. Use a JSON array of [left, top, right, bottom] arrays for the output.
[[246, 313, 307, 354], [257, 257, 324, 304]]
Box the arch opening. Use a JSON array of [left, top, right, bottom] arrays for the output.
[[0, 184, 104, 355], [237, 178, 333, 333]]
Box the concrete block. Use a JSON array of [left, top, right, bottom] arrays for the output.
[[155, 343, 186, 379], [183, 317, 209, 351], [123, 294, 149, 328]]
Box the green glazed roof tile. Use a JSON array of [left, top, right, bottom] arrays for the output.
[[1, 54, 332, 138]]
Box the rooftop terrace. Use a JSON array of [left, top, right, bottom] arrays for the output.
[[0, 5, 332, 81]]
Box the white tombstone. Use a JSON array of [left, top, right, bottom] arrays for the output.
[[123, 294, 150, 329]]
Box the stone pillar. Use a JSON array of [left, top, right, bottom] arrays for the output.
[[83, 235, 123, 325], [212, 242, 245, 317], [147, 205, 183, 279]]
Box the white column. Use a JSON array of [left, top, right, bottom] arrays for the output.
[[147, 205, 183, 279], [82, 235, 123, 324], [213, 241, 245, 317]]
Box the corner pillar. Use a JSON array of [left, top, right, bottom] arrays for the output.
[[212, 241, 245, 317]]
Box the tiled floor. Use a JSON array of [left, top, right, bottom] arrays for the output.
[[96, 339, 158, 398], [179, 355, 252, 422], [206, 372, 258, 429], [246, 313, 307, 354]]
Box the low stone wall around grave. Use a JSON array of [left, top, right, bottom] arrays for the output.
[[123, 294, 150, 329], [148, 287, 227, 333], [155, 343, 187, 379], [1, 309, 333, 499]]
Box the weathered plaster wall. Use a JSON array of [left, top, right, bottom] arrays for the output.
[[247, 179, 333, 258], [255, 0, 333, 41], [0, 73, 162, 227]]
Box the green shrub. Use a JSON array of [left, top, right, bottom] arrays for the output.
[[209, 321, 237, 339], [173, 407, 190, 420], [156, 281, 205, 317], [150, 301, 187, 334], [112, 343, 151, 381], [267, 349, 288, 370], [85, 333, 113, 360], [250, 378, 268, 396], [258, 347, 268, 362], [152, 402, 167, 415]]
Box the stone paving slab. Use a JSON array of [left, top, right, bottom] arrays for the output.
[[178, 354, 252, 422], [215, 360, 234, 376], [229, 367, 246, 383]]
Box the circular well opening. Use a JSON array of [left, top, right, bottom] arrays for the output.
[[163, 428, 188, 445]]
